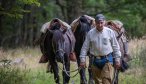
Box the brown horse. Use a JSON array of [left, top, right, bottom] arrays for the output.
[[71, 15, 95, 84], [106, 20, 131, 84], [40, 18, 75, 84]]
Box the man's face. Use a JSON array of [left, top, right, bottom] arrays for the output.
[[95, 20, 105, 31]]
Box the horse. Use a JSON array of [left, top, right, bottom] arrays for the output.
[[71, 15, 94, 84], [106, 20, 131, 84], [42, 19, 75, 84]]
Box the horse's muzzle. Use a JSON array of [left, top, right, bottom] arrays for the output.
[[55, 54, 63, 63]]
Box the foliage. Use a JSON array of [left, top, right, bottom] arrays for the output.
[[83, 0, 146, 38], [0, 66, 31, 84], [0, 0, 40, 19], [0, 0, 146, 47]]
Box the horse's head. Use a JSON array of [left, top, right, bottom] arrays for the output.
[[49, 21, 65, 63]]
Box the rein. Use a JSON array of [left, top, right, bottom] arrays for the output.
[[51, 37, 81, 78], [58, 57, 81, 78]]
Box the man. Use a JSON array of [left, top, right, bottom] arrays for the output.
[[79, 14, 121, 84]]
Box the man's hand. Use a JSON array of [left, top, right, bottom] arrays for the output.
[[114, 61, 121, 69], [80, 62, 86, 68]]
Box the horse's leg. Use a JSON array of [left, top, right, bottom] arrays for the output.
[[76, 55, 87, 84], [88, 56, 94, 84], [114, 70, 119, 84], [50, 59, 60, 84], [46, 61, 52, 73], [62, 56, 70, 84]]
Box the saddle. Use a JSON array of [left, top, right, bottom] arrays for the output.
[[66, 28, 76, 62], [106, 20, 131, 72], [70, 15, 95, 32], [40, 18, 70, 33]]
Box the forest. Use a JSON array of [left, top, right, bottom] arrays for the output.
[[0, 0, 146, 84], [0, 0, 146, 47]]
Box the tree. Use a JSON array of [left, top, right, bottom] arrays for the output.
[[0, 0, 40, 47], [1, 0, 146, 47], [55, 0, 83, 23]]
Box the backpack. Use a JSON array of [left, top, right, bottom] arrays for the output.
[[106, 20, 131, 72]]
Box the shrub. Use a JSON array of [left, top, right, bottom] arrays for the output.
[[0, 66, 31, 84]]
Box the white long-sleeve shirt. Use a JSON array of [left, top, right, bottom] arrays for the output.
[[80, 27, 121, 62]]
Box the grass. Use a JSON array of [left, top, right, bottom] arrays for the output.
[[0, 66, 31, 84], [0, 38, 146, 84], [118, 38, 146, 84]]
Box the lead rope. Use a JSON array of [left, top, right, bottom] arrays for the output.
[[112, 68, 118, 84], [52, 39, 81, 78], [59, 41, 81, 78], [57, 56, 81, 78], [61, 34, 81, 78]]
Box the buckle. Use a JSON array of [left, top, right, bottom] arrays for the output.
[[94, 56, 102, 59], [91, 54, 109, 59]]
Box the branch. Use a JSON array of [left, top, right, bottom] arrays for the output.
[[55, 0, 67, 21]]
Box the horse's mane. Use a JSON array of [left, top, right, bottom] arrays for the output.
[[74, 16, 91, 53], [49, 22, 64, 43], [52, 30, 64, 42], [76, 16, 91, 35], [50, 20, 61, 30], [71, 15, 95, 33]]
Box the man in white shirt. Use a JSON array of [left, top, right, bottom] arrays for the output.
[[79, 14, 121, 84]]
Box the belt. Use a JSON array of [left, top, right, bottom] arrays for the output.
[[90, 53, 112, 59]]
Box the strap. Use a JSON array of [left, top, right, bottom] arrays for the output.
[[117, 32, 123, 40], [66, 29, 75, 52]]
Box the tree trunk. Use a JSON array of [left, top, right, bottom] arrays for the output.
[[0, 0, 6, 46], [56, 0, 83, 23], [66, 0, 83, 24]]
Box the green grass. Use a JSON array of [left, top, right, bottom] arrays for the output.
[[0, 67, 31, 84], [0, 39, 146, 84]]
